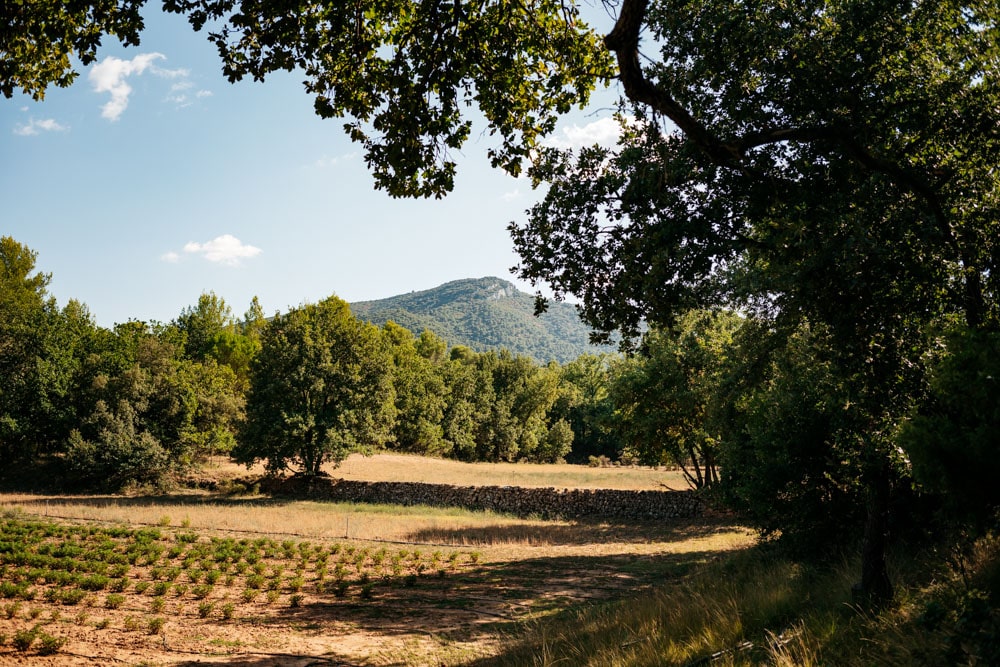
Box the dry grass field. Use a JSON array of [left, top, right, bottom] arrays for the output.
[[0, 457, 752, 666], [201, 453, 691, 491]]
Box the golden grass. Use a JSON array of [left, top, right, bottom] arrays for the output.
[[0, 490, 756, 666], [204, 452, 691, 490], [0, 491, 753, 563], [0, 454, 763, 665], [483, 536, 1000, 667]]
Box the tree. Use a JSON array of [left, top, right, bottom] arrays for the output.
[[552, 353, 620, 463], [1, 0, 145, 100], [716, 319, 869, 556], [235, 296, 395, 475], [0, 237, 98, 463], [900, 325, 1000, 529], [174, 291, 235, 361], [510, 0, 1000, 603], [609, 310, 742, 489], [382, 322, 448, 456], [65, 320, 245, 488]]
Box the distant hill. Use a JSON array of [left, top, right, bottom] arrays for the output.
[[350, 277, 610, 363]]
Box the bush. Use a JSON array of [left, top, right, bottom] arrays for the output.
[[64, 400, 171, 491], [147, 617, 165, 634], [36, 632, 66, 655], [12, 628, 35, 652]]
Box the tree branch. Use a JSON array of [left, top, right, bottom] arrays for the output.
[[603, 0, 956, 247]]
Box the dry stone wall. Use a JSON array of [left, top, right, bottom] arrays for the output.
[[264, 476, 704, 521]]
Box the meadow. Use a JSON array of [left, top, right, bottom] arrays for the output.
[[0, 457, 752, 665]]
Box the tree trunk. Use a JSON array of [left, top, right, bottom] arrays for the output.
[[857, 459, 893, 606]]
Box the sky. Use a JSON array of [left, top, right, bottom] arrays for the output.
[[1, 5, 623, 329]]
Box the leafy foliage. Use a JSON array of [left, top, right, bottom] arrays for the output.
[[901, 326, 1000, 528], [611, 310, 742, 488], [236, 296, 395, 475], [717, 321, 868, 555], [0, 0, 145, 100], [382, 323, 448, 456], [551, 354, 619, 463], [160, 0, 612, 197]]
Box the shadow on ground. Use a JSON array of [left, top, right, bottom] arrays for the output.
[[405, 516, 743, 547]]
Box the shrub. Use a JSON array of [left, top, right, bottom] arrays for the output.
[[147, 617, 165, 634], [197, 601, 214, 618], [105, 594, 125, 610], [191, 584, 213, 599], [36, 632, 66, 655], [64, 402, 171, 491], [220, 602, 235, 620], [12, 628, 35, 651], [59, 588, 87, 605]]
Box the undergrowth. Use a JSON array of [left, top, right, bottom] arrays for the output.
[[486, 535, 1000, 666]]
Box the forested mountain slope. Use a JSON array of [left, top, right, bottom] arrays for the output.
[[350, 277, 607, 363]]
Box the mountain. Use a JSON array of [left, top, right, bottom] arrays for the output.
[[350, 277, 610, 363]]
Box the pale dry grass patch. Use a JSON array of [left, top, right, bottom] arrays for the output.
[[204, 453, 689, 490], [0, 492, 753, 563]]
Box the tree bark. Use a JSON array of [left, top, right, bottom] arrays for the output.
[[858, 459, 893, 606]]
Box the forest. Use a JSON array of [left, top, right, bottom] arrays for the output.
[[5, 230, 997, 560], [1, 235, 725, 486]]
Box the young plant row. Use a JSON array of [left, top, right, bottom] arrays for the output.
[[0, 515, 482, 657]]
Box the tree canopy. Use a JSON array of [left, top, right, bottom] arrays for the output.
[[235, 296, 395, 475], [509, 0, 1000, 603]]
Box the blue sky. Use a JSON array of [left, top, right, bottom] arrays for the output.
[[1, 6, 622, 328]]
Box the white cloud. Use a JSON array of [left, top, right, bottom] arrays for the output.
[[160, 251, 180, 263], [13, 118, 68, 136], [196, 90, 213, 98], [182, 235, 262, 266], [543, 117, 631, 150], [88, 53, 189, 120], [502, 189, 522, 201], [313, 152, 359, 168]]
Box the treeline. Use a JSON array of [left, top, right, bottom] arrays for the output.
[[0, 236, 672, 489], [6, 235, 995, 558]]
